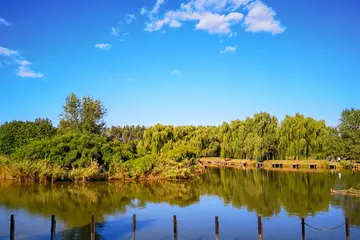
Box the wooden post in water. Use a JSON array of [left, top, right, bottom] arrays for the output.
[[51, 215, 56, 240], [173, 215, 178, 240], [90, 215, 95, 240], [132, 214, 136, 240], [215, 216, 219, 240], [301, 218, 305, 240], [345, 217, 350, 240], [10, 214, 14, 240], [257, 216, 263, 240]]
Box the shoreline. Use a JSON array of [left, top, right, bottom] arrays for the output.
[[200, 157, 360, 172]]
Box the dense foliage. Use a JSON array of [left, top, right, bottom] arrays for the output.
[[0, 118, 56, 155], [0, 93, 359, 181]]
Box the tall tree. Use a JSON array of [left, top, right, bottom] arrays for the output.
[[81, 96, 107, 134], [59, 93, 107, 134], [278, 114, 328, 160], [59, 93, 81, 131], [338, 108, 360, 159]]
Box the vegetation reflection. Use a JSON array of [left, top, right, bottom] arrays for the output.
[[0, 169, 359, 230]]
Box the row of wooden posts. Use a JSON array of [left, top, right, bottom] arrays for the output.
[[8, 214, 352, 240]]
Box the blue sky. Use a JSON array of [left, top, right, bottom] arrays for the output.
[[1, 0, 360, 127]]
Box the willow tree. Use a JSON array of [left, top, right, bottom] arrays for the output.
[[219, 112, 278, 160], [188, 126, 221, 157], [251, 112, 278, 160], [104, 125, 146, 143], [141, 124, 175, 154], [278, 114, 328, 160], [220, 122, 232, 159]]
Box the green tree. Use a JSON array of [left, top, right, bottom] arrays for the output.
[[59, 93, 107, 134], [278, 114, 328, 160], [0, 119, 56, 155], [338, 108, 360, 159]]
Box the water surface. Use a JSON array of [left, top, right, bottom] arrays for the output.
[[0, 168, 360, 239]]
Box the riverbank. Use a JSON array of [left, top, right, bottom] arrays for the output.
[[0, 155, 202, 182], [200, 157, 360, 171]]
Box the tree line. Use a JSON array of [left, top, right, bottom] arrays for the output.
[[0, 93, 359, 180]]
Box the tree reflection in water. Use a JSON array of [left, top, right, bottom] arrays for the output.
[[0, 168, 359, 239]]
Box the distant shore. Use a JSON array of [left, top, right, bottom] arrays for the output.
[[200, 157, 360, 171]]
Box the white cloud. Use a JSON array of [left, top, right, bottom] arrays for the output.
[[220, 45, 237, 54], [170, 20, 182, 28], [16, 66, 44, 78], [195, 12, 243, 34], [95, 43, 112, 50], [229, 0, 251, 10], [16, 59, 31, 66], [142, 0, 167, 22], [228, 31, 237, 38], [0, 17, 11, 27], [0, 46, 18, 56], [143, 0, 284, 36], [122, 32, 129, 37], [111, 27, 119, 36], [171, 69, 182, 75], [0, 46, 44, 78], [125, 14, 137, 24], [151, 0, 166, 15], [140, 7, 147, 15], [144, 0, 247, 35], [244, 1, 285, 34]]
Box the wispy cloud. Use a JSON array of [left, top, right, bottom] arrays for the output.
[[111, 27, 119, 36], [141, 0, 167, 21], [0, 46, 44, 78], [0, 46, 18, 56], [151, 0, 166, 16], [228, 32, 237, 38], [125, 14, 136, 24], [16, 59, 31, 66], [140, 7, 147, 15], [0, 17, 11, 27], [16, 66, 44, 78], [95, 43, 112, 50], [143, 0, 284, 36], [171, 69, 182, 76], [122, 32, 129, 37], [244, 1, 285, 34], [220, 45, 237, 54]]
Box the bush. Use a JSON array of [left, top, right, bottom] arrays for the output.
[[0, 119, 56, 155], [12, 132, 135, 168]]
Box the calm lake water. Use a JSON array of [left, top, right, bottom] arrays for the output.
[[0, 168, 360, 240]]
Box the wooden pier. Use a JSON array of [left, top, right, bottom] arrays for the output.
[[351, 164, 359, 169], [240, 162, 247, 167], [200, 158, 359, 172], [309, 164, 317, 170], [329, 164, 337, 170], [272, 163, 283, 169], [292, 164, 300, 169], [256, 163, 263, 168]]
